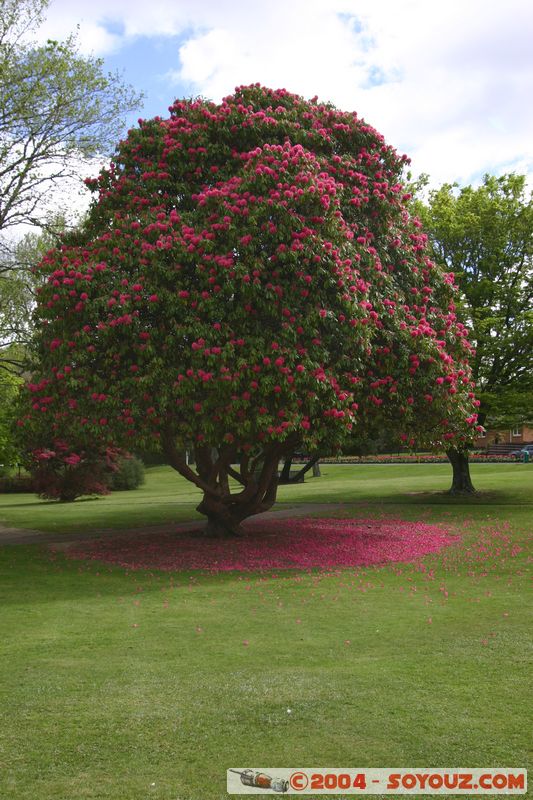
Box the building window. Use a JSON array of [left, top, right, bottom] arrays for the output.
[[512, 427, 521, 437], [479, 430, 486, 438]]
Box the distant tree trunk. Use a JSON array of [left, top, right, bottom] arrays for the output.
[[279, 453, 321, 484], [163, 434, 296, 535], [446, 449, 476, 494], [279, 455, 293, 483], [289, 454, 320, 483]]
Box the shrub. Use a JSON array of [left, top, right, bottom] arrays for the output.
[[0, 475, 35, 493], [109, 455, 145, 491]]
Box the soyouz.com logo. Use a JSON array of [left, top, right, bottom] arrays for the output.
[[227, 768, 527, 794]]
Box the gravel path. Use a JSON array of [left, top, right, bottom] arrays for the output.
[[0, 503, 360, 547]]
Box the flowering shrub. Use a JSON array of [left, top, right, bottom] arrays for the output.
[[19, 85, 478, 531], [66, 517, 459, 573], [30, 444, 120, 501], [33, 463, 109, 502]]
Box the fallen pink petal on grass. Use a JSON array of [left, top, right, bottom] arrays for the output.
[[65, 517, 460, 573]]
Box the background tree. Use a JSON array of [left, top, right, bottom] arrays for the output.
[[0, 224, 65, 372], [0, 0, 141, 371], [18, 86, 479, 531], [0, 366, 22, 472], [416, 174, 533, 435]]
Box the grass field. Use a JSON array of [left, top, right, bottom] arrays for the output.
[[0, 464, 531, 800], [0, 462, 531, 533]]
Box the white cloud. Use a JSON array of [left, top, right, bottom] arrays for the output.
[[178, 28, 238, 85], [40, 0, 533, 187]]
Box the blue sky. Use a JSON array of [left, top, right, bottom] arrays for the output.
[[104, 34, 195, 122], [39, 0, 533, 188]]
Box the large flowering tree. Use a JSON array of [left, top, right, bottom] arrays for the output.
[[18, 86, 480, 532]]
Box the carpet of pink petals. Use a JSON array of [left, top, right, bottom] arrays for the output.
[[66, 517, 460, 573]]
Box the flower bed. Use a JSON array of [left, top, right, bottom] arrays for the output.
[[314, 454, 514, 465]]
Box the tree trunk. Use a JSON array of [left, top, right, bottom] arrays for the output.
[[196, 470, 279, 535], [446, 449, 476, 494], [279, 455, 293, 483], [203, 513, 245, 537], [163, 434, 295, 535], [196, 494, 248, 536]]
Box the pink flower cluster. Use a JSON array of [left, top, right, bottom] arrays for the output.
[[66, 517, 459, 573]]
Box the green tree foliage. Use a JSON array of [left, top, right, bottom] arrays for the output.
[[0, 0, 141, 370], [417, 174, 533, 430], [18, 86, 479, 528], [0, 225, 63, 371], [0, 0, 141, 233], [0, 367, 22, 471]]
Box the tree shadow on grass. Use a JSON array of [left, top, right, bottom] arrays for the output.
[[0, 496, 105, 509], [398, 490, 531, 506], [0, 543, 324, 606]]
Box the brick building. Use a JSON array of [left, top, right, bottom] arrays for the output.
[[475, 424, 533, 449]]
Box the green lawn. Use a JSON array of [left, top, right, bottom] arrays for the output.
[[0, 462, 531, 533], [0, 465, 531, 800]]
